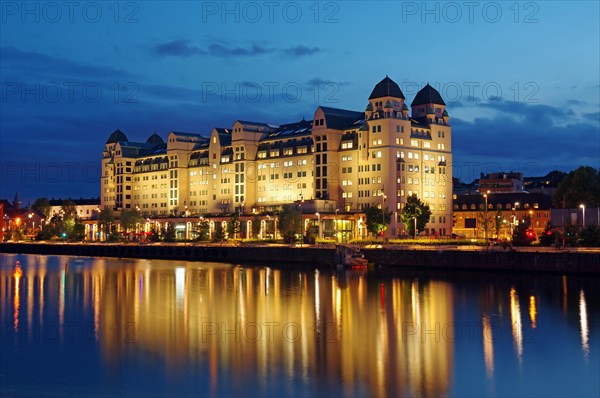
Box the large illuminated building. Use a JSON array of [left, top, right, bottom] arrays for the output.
[[101, 76, 453, 237]]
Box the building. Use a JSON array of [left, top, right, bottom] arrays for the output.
[[478, 172, 524, 193], [551, 207, 600, 229], [453, 192, 552, 240], [101, 76, 453, 238], [1, 196, 45, 239], [48, 197, 101, 220]]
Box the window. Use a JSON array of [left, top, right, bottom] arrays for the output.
[[411, 140, 418, 147], [341, 142, 353, 149]]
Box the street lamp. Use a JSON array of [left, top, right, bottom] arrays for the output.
[[316, 212, 321, 239], [298, 194, 304, 244], [483, 190, 490, 243], [381, 193, 387, 238], [413, 214, 417, 239], [335, 208, 339, 243], [580, 204, 585, 228]]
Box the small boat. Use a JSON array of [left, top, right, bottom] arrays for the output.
[[336, 245, 369, 269]]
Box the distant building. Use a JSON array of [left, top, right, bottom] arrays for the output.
[[524, 171, 565, 197], [551, 207, 599, 229], [453, 192, 552, 240], [49, 198, 100, 220], [478, 172, 524, 193], [101, 77, 454, 238], [1, 196, 45, 239]]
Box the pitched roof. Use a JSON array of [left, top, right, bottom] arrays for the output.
[[217, 129, 232, 146], [411, 83, 446, 106], [263, 119, 312, 140], [369, 76, 405, 100], [146, 133, 164, 146], [318, 106, 364, 130], [106, 129, 128, 144]]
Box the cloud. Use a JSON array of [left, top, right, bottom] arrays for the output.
[[153, 39, 204, 57], [283, 45, 320, 57], [0, 47, 130, 80], [151, 40, 320, 58], [305, 77, 351, 87], [207, 43, 272, 57], [451, 99, 599, 180]]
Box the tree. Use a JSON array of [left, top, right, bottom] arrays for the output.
[[401, 194, 432, 238], [552, 166, 600, 208], [277, 204, 302, 243], [492, 210, 504, 239], [305, 225, 318, 244], [196, 220, 210, 241], [61, 200, 78, 236], [212, 222, 225, 242], [251, 215, 261, 239], [163, 223, 176, 242], [539, 222, 557, 246], [477, 209, 503, 240], [365, 205, 391, 237], [227, 214, 241, 239], [32, 197, 51, 220], [579, 225, 600, 247], [71, 220, 86, 241], [512, 217, 535, 246], [45, 213, 65, 239], [148, 224, 161, 242], [120, 209, 141, 233], [98, 209, 115, 241]]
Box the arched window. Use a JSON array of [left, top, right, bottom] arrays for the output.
[[462, 204, 467, 210], [524, 203, 530, 209], [533, 203, 539, 209], [506, 203, 511, 209], [453, 204, 459, 210]]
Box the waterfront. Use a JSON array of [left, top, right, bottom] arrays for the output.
[[0, 254, 598, 397]]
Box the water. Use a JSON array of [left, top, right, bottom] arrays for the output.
[[0, 253, 598, 397]]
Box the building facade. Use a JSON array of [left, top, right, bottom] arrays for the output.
[[101, 77, 453, 237], [49, 198, 101, 221], [453, 192, 552, 240]]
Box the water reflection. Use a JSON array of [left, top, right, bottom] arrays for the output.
[[12, 261, 22, 331], [0, 254, 598, 397], [529, 295, 537, 329], [482, 313, 494, 378], [580, 290, 589, 358], [509, 287, 523, 363]]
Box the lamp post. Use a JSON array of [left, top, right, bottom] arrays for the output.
[[316, 212, 321, 240], [483, 190, 490, 243], [580, 204, 585, 228], [413, 214, 417, 239], [335, 208, 339, 243], [381, 193, 387, 238], [28, 213, 33, 236]]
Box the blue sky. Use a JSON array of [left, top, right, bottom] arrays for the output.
[[1, 1, 599, 202]]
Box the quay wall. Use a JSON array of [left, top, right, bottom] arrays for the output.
[[0, 243, 598, 274]]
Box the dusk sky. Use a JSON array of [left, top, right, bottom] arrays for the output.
[[1, 1, 599, 203]]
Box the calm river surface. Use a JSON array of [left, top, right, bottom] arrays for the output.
[[0, 253, 598, 397]]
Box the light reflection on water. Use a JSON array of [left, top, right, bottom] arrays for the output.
[[0, 253, 598, 397]]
